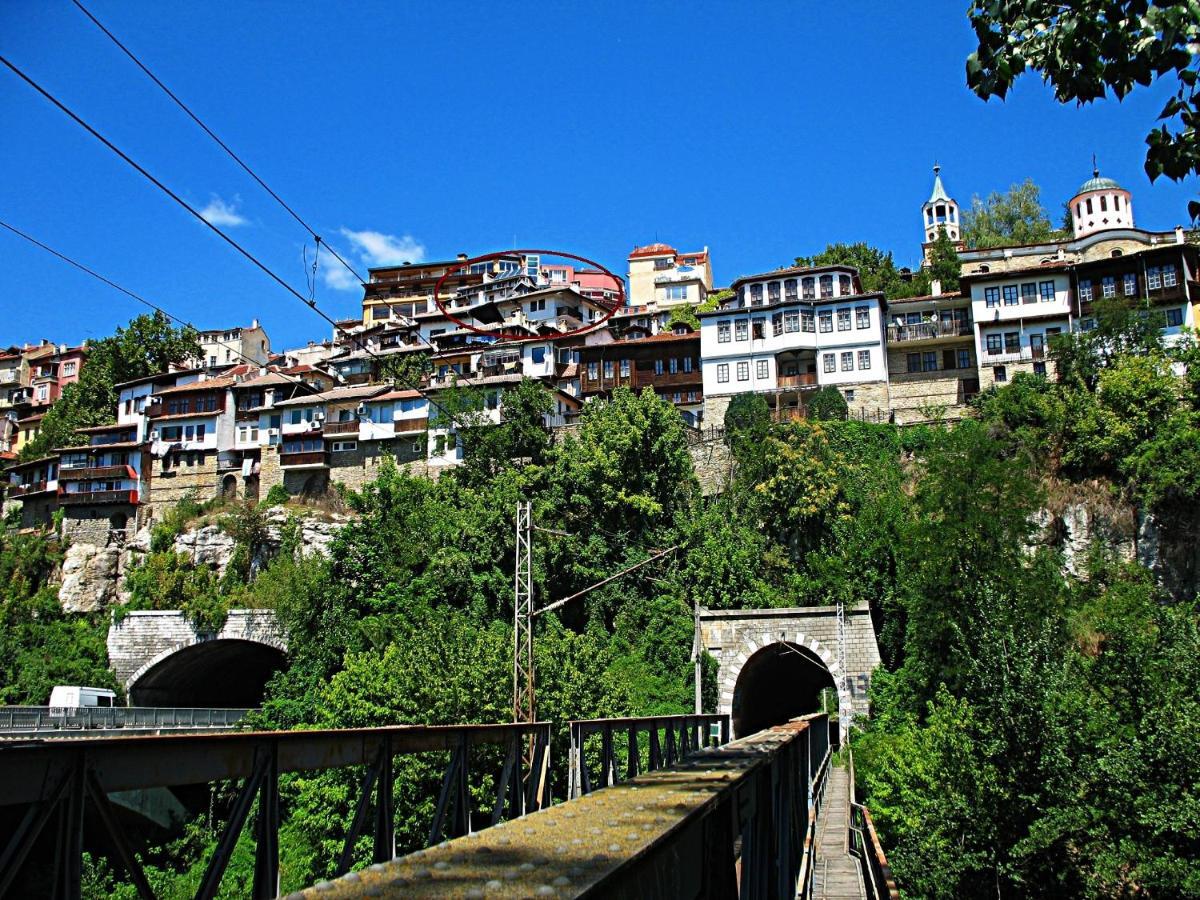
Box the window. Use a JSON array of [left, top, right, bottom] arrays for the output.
[[837, 308, 851, 331], [922, 351, 938, 372], [1166, 307, 1184, 327], [844, 390, 855, 402], [160, 425, 182, 441], [820, 274, 833, 298], [683, 357, 694, 372], [855, 306, 870, 329], [531, 346, 546, 364], [620, 359, 631, 377], [209, 355, 217, 367], [529, 298, 547, 312], [818, 311, 833, 333], [1080, 317, 1097, 332], [587, 362, 599, 380], [669, 357, 679, 374], [1033, 361, 1047, 376], [1002, 285, 1019, 306], [1021, 283, 1038, 304], [985, 287, 1000, 308], [800, 310, 814, 332], [1100, 195, 1108, 212], [802, 277, 815, 299], [664, 285, 688, 302], [986, 334, 1002, 355], [1040, 281, 1055, 303], [1163, 264, 1177, 288], [36, 385, 48, 401], [823, 354, 836, 373], [63, 361, 76, 376], [717, 321, 731, 343], [672, 392, 682, 403], [838, 274, 852, 295], [1124, 273, 1138, 296], [1086, 198, 1093, 214], [906, 352, 921, 373], [331, 441, 357, 452], [687, 391, 698, 402], [784, 279, 798, 299], [858, 350, 871, 370], [994, 365, 1007, 383], [1102, 276, 1116, 298], [486, 392, 499, 411], [841, 352, 854, 372], [957, 349, 971, 369], [717, 364, 729, 383], [735, 320, 749, 341], [1004, 332, 1020, 353], [736, 361, 749, 381], [752, 320, 765, 340], [768, 282, 781, 302], [603, 360, 614, 378], [772, 313, 783, 336], [756, 359, 769, 379], [1147, 267, 1161, 290], [750, 284, 763, 304], [1079, 279, 1093, 302]]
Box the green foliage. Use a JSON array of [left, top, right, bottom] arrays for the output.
[[959, 178, 1067, 248], [665, 304, 700, 331], [263, 483, 291, 507], [806, 386, 848, 421], [722, 392, 771, 454], [925, 228, 961, 291], [967, 1, 1200, 215], [377, 350, 431, 392], [21, 313, 200, 460], [793, 242, 910, 299]]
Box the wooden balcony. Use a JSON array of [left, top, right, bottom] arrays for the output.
[[394, 418, 429, 433], [776, 373, 818, 389], [58, 489, 137, 506], [58, 465, 134, 482], [279, 451, 329, 469], [324, 420, 360, 436], [8, 480, 51, 498], [887, 321, 973, 343]]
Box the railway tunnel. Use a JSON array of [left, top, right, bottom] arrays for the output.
[[127, 637, 286, 707], [731, 641, 836, 737]]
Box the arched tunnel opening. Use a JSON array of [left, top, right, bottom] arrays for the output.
[[129, 639, 287, 708], [731, 642, 836, 738]]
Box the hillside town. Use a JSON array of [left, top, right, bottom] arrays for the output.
[[3, 165, 1197, 541]]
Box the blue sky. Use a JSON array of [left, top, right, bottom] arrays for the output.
[[2, 1, 1196, 351]]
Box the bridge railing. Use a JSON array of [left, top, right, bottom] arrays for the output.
[[795, 712, 833, 899], [567, 712, 730, 798], [846, 737, 901, 900], [0, 721, 551, 900], [0, 706, 252, 733]]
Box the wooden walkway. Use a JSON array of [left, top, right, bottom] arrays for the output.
[[811, 764, 866, 899]]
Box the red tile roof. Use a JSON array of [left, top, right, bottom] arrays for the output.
[[620, 331, 699, 344], [629, 243, 677, 259], [152, 375, 238, 396]]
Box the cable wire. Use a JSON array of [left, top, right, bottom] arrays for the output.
[[0, 218, 324, 398], [69, 0, 367, 286]]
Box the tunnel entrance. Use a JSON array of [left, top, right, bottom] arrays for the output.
[[129, 639, 286, 707], [731, 642, 835, 738]]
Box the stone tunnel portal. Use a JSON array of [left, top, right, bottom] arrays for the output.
[[731, 641, 835, 738], [128, 639, 286, 707]]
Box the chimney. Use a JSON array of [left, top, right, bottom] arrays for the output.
[[1176, 225, 1185, 244], [251, 318, 260, 329], [457, 253, 468, 262], [931, 279, 942, 297]]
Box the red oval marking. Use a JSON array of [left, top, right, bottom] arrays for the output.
[[431, 249, 625, 343]]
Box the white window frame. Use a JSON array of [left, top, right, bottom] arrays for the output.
[[717, 363, 729, 383]]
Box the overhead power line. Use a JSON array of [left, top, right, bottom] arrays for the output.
[[69, 0, 366, 287], [532, 545, 680, 618], [0, 218, 324, 398]]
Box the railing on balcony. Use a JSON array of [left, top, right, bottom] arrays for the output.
[[777, 373, 819, 389], [7, 480, 50, 497], [57, 464, 133, 482], [58, 489, 137, 506], [394, 417, 429, 433], [279, 451, 329, 468], [887, 321, 972, 343], [323, 420, 359, 436]]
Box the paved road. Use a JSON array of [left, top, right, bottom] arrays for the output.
[[812, 764, 866, 899]]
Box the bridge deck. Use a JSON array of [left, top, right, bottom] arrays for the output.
[[812, 765, 866, 900]]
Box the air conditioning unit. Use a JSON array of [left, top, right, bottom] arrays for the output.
[[356, 402, 368, 416], [308, 420, 321, 431], [268, 428, 280, 437], [314, 411, 326, 421], [149, 430, 159, 442]]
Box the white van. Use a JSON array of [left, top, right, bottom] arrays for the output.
[[48, 686, 117, 710]]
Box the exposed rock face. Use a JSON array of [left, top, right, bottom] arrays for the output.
[[56, 506, 349, 612], [58, 542, 124, 613]]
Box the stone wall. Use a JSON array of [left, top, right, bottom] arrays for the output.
[[147, 451, 220, 518], [977, 358, 1055, 392], [62, 504, 137, 545], [887, 365, 973, 425], [107, 608, 285, 692], [702, 394, 732, 429], [688, 435, 732, 497], [841, 380, 890, 420], [699, 602, 881, 737]]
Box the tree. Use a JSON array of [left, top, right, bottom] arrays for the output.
[[665, 304, 700, 331], [960, 179, 1066, 249], [377, 351, 430, 392], [806, 386, 848, 421], [20, 313, 200, 459], [967, 1, 1200, 215], [925, 229, 961, 291]]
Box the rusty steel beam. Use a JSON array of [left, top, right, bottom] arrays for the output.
[[302, 715, 830, 900]]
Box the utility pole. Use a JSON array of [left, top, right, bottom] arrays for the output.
[[836, 600, 853, 735], [692, 598, 702, 715], [512, 502, 534, 731]]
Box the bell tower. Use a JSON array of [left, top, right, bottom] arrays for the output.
[[921, 164, 963, 264]]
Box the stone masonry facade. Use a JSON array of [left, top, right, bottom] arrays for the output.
[[699, 603, 881, 738]]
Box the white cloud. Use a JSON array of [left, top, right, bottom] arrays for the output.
[[320, 228, 427, 291], [198, 194, 248, 227]]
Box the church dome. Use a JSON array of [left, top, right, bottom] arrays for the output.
[[1076, 173, 1123, 195]]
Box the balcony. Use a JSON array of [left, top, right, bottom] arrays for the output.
[[324, 420, 360, 436], [394, 417, 429, 433], [8, 480, 51, 497], [982, 346, 1043, 366], [58, 465, 134, 482], [887, 321, 973, 343], [59, 489, 137, 506], [279, 451, 329, 469], [776, 373, 818, 389]]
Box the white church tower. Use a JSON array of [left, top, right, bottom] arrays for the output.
[[921, 164, 963, 264], [1069, 164, 1134, 239]]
